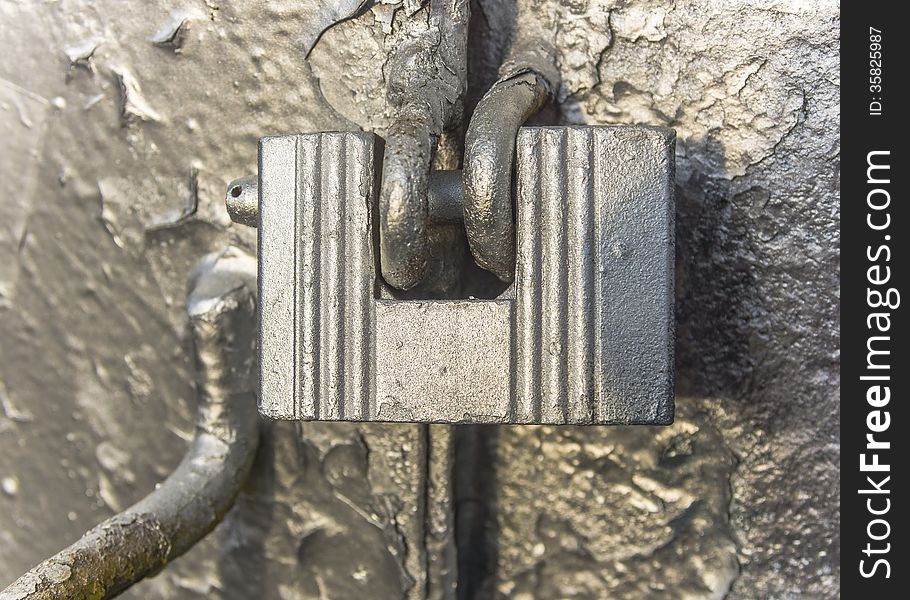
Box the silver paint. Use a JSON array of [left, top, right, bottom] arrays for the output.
[[255, 127, 674, 425], [377, 1, 470, 290], [0, 0, 840, 597], [1, 248, 259, 599], [462, 50, 557, 282], [224, 175, 258, 229]]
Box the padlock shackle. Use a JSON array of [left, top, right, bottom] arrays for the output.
[[463, 67, 556, 283]]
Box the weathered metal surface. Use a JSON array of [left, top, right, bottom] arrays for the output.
[[258, 132, 378, 421], [257, 126, 673, 425], [461, 2, 840, 597], [0, 1, 839, 598], [0, 4, 453, 598], [514, 126, 675, 424], [1, 248, 259, 600], [224, 175, 258, 228], [426, 170, 465, 225], [462, 52, 557, 282], [377, 0, 470, 290], [457, 404, 741, 600], [375, 300, 513, 423]]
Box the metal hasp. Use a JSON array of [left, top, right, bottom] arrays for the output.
[[257, 127, 674, 425]]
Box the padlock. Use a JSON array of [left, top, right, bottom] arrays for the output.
[[236, 126, 674, 425]]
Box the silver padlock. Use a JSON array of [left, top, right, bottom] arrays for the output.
[[230, 126, 674, 425]]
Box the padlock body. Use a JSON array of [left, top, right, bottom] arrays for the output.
[[257, 127, 674, 424]]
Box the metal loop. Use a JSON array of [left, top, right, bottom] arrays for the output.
[[379, 120, 434, 290], [377, 1, 470, 291], [463, 69, 555, 282]]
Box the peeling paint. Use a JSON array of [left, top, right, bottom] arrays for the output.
[[112, 67, 162, 125], [63, 38, 103, 73], [0, 0, 838, 598], [150, 9, 204, 53]]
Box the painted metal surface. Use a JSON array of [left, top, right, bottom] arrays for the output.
[[1, 248, 259, 600], [377, 1, 470, 291], [0, 1, 840, 597], [462, 51, 558, 283], [512, 126, 675, 424], [258, 132, 378, 421], [255, 126, 674, 425]]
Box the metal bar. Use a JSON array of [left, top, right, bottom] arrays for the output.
[[0, 248, 260, 600], [225, 175, 258, 228], [228, 168, 468, 230], [427, 170, 464, 224]]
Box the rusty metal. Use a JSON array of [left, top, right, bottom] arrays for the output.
[[0, 248, 260, 600]]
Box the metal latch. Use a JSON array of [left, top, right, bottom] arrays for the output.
[[226, 125, 675, 425]]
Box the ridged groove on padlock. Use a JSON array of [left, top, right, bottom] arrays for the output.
[[258, 132, 376, 421], [261, 126, 673, 425], [515, 128, 596, 423], [297, 133, 376, 420], [514, 126, 675, 425]]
